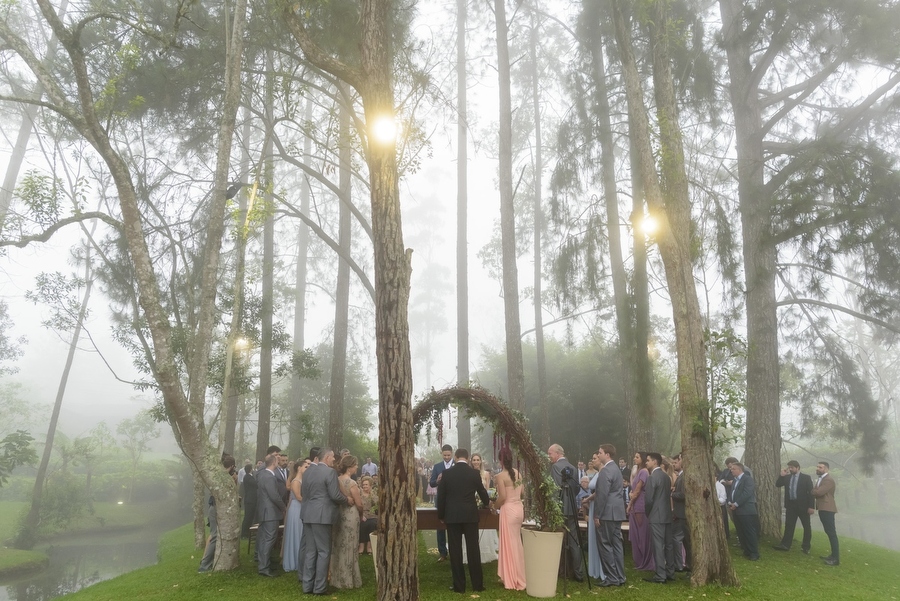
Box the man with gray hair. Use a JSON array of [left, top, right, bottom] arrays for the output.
[[549, 443, 584, 582]]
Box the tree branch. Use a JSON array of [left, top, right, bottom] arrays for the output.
[[776, 297, 900, 334], [282, 5, 365, 93], [0, 212, 122, 248]]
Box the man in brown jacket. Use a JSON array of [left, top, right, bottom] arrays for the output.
[[811, 461, 839, 566]]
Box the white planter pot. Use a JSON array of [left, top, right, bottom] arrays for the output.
[[522, 529, 563, 597]]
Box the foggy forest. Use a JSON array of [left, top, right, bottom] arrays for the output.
[[0, 0, 898, 599]]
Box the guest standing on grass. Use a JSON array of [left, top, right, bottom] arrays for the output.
[[592, 444, 626, 587], [728, 462, 760, 561], [430, 444, 455, 562], [282, 458, 310, 572], [494, 447, 525, 591], [642, 453, 674, 584], [812, 461, 839, 566], [581, 452, 606, 584], [330, 455, 363, 589], [773, 460, 814, 555], [627, 452, 654, 571], [358, 476, 378, 554], [300, 448, 348, 595], [256, 453, 287, 577]]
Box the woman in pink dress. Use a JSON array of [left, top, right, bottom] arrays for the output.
[[627, 451, 655, 571], [494, 447, 525, 590]]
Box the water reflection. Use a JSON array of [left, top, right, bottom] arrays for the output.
[[0, 535, 158, 601]]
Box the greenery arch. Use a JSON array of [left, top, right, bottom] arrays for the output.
[[413, 385, 563, 531]]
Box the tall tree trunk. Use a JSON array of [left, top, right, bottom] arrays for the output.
[[0, 0, 67, 229], [455, 0, 471, 451], [288, 97, 313, 455], [16, 249, 91, 549], [718, 0, 781, 539], [284, 2, 418, 596], [256, 47, 276, 460], [328, 95, 352, 451], [495, 0, 526, 413], [585, 0, 647, 456], [529, 12, 549, 448], [222, 106, 253, 456], [612, 0, 738, 585]]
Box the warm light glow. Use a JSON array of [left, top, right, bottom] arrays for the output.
[[370, 115, 398, 144], [639, 215, 659, 236], [117, 501, 124, 505], [234, 337, 249, 350]]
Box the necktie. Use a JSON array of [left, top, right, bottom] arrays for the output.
[[790, 473, 798, 500]]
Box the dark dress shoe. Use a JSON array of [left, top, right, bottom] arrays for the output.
[[823, 558, 840, 566], [643, 578, 667, 584], [666, 577, 676, 581], [571, 575, 584, 583], [819, 555, 833, 560], [258, 570, 277, 577], [772, 545, 789, 551], [801, 548, 810, 555], [598, 580, 618, 587], [437, 556, 448, 563], [748, 556, 759, 561]]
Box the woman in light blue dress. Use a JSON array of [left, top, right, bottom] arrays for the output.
[[583, 453, 606, 582], [282, 458, 309, 571]]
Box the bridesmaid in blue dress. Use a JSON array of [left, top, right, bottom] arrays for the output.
[[282, 458, 310, 571], [581, 453, 606, 582]]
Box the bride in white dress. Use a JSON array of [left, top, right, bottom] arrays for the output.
[[462, 454, 499, 564]]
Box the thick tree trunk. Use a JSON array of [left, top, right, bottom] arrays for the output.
[[455, 0, 471, 451], [718, 0, 782, 539], [495, 0, 526, 414], [16, 253, 91, 549], [328, 97, 352, 451], [611, 0, 738, 585]]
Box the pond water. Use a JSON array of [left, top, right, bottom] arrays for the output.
[[0, 529, 161, 601]]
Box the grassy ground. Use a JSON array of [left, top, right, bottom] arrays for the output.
[[60, 523, 900, 601]]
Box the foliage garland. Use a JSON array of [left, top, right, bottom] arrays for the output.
[[413, 385, 563, 531]]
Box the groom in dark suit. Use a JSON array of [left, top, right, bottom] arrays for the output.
[[437, 448, 490, 593], [549, 443, 585, 582], [430, 444, 455, 561], [773, 460, 814, 553]]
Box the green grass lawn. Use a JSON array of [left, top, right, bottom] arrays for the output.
[[60, 524, 900, 601]]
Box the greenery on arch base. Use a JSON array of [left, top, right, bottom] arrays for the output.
[[413, 384, 563, 532]]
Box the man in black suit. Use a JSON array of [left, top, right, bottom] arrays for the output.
[[773, 460, 814, 554], [549, 443, 585, 582], [728, 462, 759, 561], [430, 444, 454, 562], [437, 448, 490, 593], [643, 452, 674, 584], [256, 453, 287, 576]]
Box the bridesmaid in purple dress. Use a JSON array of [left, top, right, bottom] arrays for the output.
[[627, 452, 655, 571]]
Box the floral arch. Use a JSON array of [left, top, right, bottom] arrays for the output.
[[413, 385, 562, 531]]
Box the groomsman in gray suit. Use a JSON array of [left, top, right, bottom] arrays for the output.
[[592, 444, 626, 587], [643, 452, 675, 584], [256, 453, 286, 577], [301, 448, 348, 595]]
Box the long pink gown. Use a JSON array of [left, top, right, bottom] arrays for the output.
[[497, 477, 526, 590]]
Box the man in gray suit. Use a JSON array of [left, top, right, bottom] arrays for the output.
[[671, 453, 691, 571], [592, 444, 626, 587], [643, 452, 675, 584], [301, 447, 348, 595], [728, 462, 759, 560], [296, 446, 320, 584], [548, 443, 584, 582], [256, 453, 286, 577]]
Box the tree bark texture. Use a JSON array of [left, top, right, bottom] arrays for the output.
[[611, 0, 738, 586], [455, 0, 471, 451], [718, 0, 782, 539], [328, 98, 352, 451], [495, 0, 526, 414]]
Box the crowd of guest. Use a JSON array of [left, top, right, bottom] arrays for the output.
[[199, 439, 841, 594]]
